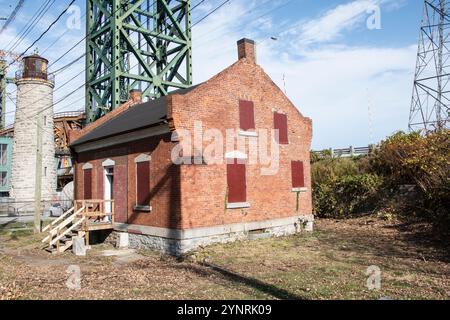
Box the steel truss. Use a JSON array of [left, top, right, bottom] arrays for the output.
[[86, 0, 192, 122], [410, 0, 450, 132]]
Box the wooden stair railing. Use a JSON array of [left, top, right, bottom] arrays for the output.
[[42, 200, 116, 254], [42, 207, 75, 233], [42, 206, 86, 254], [49, 217, 86, 247]]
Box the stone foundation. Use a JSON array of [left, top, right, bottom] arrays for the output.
[[113, 215, 314, 256]]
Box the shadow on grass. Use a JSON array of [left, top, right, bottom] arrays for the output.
[[317, 218, 450, 265], [177, 262, 307, 300]]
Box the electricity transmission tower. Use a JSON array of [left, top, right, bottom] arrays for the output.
[[85, 0, 193, 122], [410, 0, 450, 133]]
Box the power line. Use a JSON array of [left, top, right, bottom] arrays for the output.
[[51, 53, 85, 74], [2, 0, 76, 73], [3, 0, 227, 122], [192, 0, 231, 27], [6, 0, 54, 52], [17, 0, 76, 65], [0, 0, 27, 35], [195, 0, 294, 48], [4, 0, 218, 130], [7, 0, 208, 103], [42, 14, 86, 56], [3, 0, 83, 100]]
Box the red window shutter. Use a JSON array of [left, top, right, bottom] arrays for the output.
[[83, 169, 92, 200], [274, 112, 288, 144], [291, 161, 305, 188], [227, 160, 247, 203], [136, 161, 150, 206], [239, 100, 255, 131]]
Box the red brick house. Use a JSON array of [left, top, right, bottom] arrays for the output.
[[70, 39, 313, 255]]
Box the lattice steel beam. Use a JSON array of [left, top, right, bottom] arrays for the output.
[[85, 0, 192, 122], [410, 0, 450, 133]]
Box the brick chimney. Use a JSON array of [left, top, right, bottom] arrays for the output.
[[129, 89, 142, 104], [237, 38, 256, 63]]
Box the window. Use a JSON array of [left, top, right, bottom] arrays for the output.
[[274, 112, 288, 144], [83, 168, 92, 200], [239, 100, 255, 132], [291, 161, 306, 190], [0, 172, 7, 187], [103, 166, 114, 215], [0, 144, 8, 166], [227, 158, 248, 208], [135, 154, 151, 211]]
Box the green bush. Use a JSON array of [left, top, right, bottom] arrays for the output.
[[370, 130, 449, 226], [312, 130, 450, 230], [312, 158, 383, 218]]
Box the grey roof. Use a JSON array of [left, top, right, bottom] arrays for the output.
[[71, 85, 200, 147]]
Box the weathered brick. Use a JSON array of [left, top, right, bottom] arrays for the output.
[[73, 39, 313, 232]]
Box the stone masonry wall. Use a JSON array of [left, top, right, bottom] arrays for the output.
[[11, 79, 56, 205]]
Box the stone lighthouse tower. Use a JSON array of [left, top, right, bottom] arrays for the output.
[[11, 54, 56, 210]]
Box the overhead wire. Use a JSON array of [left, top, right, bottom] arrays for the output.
[[4, 0, 223, 131]]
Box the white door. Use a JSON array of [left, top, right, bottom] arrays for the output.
[[104, 167, 114, 219]]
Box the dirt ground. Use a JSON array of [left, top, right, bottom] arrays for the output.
[[0, 216, 449, 300]]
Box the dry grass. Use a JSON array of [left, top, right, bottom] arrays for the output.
[[0, 216, 449, 300]]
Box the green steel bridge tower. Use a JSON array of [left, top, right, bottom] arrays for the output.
[[85, 0, 192, 122]]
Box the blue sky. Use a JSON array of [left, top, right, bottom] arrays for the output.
[[0, 0, 424, 149]]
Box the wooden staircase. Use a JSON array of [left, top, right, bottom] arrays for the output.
[[42, 200, 115, 254]]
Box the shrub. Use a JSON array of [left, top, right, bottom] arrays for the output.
[[312, 157, 383, 218], [312, 130, 450, 231], [370, 130, 450, 226]]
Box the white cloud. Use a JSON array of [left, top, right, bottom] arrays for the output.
[[288, 0, 379, 45], [1, 0, 417, 150], [258, 44, 417, 149], [192, 0, 417, 149]]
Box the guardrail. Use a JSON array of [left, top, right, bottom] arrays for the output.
[[312, 145, 375, 159], [15, 70, 55, 84], [54, 110, 85, 119], [2, 111, 85, 132]]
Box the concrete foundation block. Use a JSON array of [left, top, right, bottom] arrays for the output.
[[117, 215, 315, 256], [116, 232, 129, 249], [72, 236, 86, 256]]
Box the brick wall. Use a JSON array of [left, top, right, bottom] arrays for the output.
[[171, 52, 313, 230], [74, 134, 182, 229], [73, 41, 312, 231]]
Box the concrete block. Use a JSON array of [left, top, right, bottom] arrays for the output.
[[116, 232, 129, 249], [72, 236, 86, 256]]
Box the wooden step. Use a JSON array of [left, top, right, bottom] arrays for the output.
[[58, 240, 74, 253]]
